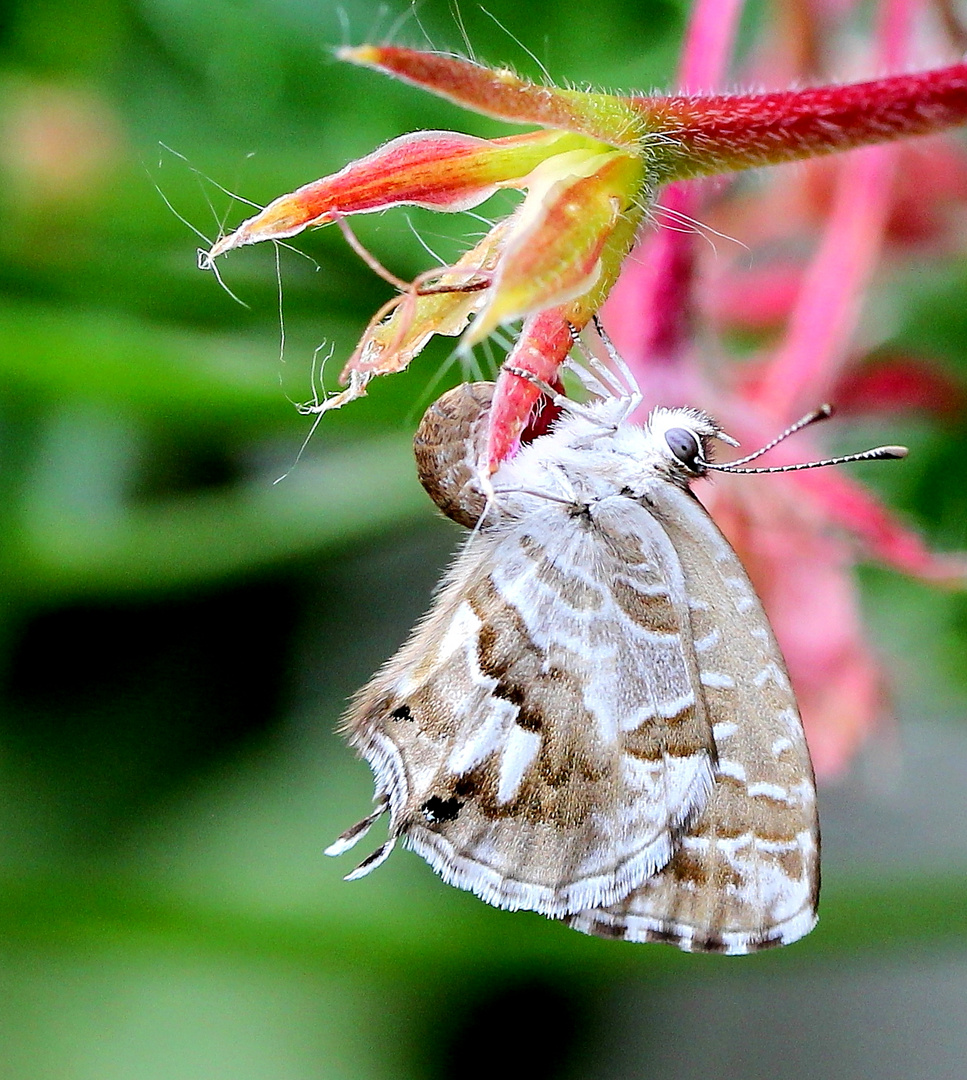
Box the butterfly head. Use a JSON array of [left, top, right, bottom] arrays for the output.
[[643, 407, 733, 483]]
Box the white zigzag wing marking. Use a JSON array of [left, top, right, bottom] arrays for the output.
[[566, 484, 819, 954], [339, 472, 717, 918]]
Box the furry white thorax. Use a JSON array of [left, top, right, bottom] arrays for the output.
[[492, 402, 721, 514]]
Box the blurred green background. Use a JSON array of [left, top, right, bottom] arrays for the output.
[[1, 1, 967, 1078]]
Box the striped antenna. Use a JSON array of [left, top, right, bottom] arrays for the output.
[[703, 443, 908, 475], [718, 404, 835, 466], [698, 401, 907, 474]]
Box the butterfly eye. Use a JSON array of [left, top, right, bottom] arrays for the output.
[[665, 427, 701, 468]]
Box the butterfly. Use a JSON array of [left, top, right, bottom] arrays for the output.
[[325, 357, 901, 953]]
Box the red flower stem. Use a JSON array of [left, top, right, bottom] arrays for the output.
[[343, 47, 967, 182], [643, 63, 967, 180], [486, 310, 573, 468]]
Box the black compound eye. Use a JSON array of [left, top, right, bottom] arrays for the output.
[[665, 427, 701, 468]]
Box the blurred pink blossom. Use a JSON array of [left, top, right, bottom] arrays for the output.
[[604, 0, 966, 774]]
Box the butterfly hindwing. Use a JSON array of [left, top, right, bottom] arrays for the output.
[[567, 483, 819, 952]]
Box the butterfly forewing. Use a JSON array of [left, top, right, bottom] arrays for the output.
[[567, 483, 819, 952], [344, 483, 718, 916]]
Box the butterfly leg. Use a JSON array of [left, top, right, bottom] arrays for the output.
[[567, 319, 639, 408], [590, 315, 643, 416], [502, 365, 617, 428]]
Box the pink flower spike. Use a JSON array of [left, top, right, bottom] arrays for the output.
[[752, 143, 897, 419], [750, 0, 914, 420], [677, 0, 746, 90], [603, 0, 744, 375], [794, 467, 967, 585]]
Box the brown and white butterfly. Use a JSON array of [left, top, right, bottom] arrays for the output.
[[327, 370, 830, 954]]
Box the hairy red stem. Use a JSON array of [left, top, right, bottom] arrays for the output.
[[643, 63, 967, 179]]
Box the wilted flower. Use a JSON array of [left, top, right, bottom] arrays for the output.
[[206, 36, 967, 471]]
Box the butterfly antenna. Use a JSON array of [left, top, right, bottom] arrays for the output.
[[699, 402, 908, 473], [718, 404, 835, 466], [704, 443, 908, 474]]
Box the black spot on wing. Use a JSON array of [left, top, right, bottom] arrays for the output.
[[421, 795, 463, 824], [390, 704, 413, 721], [494, 681, 524, 706]]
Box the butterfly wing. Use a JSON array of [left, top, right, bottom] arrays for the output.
[[567, 484, 820, 953], [340, 494, 718, 917]]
